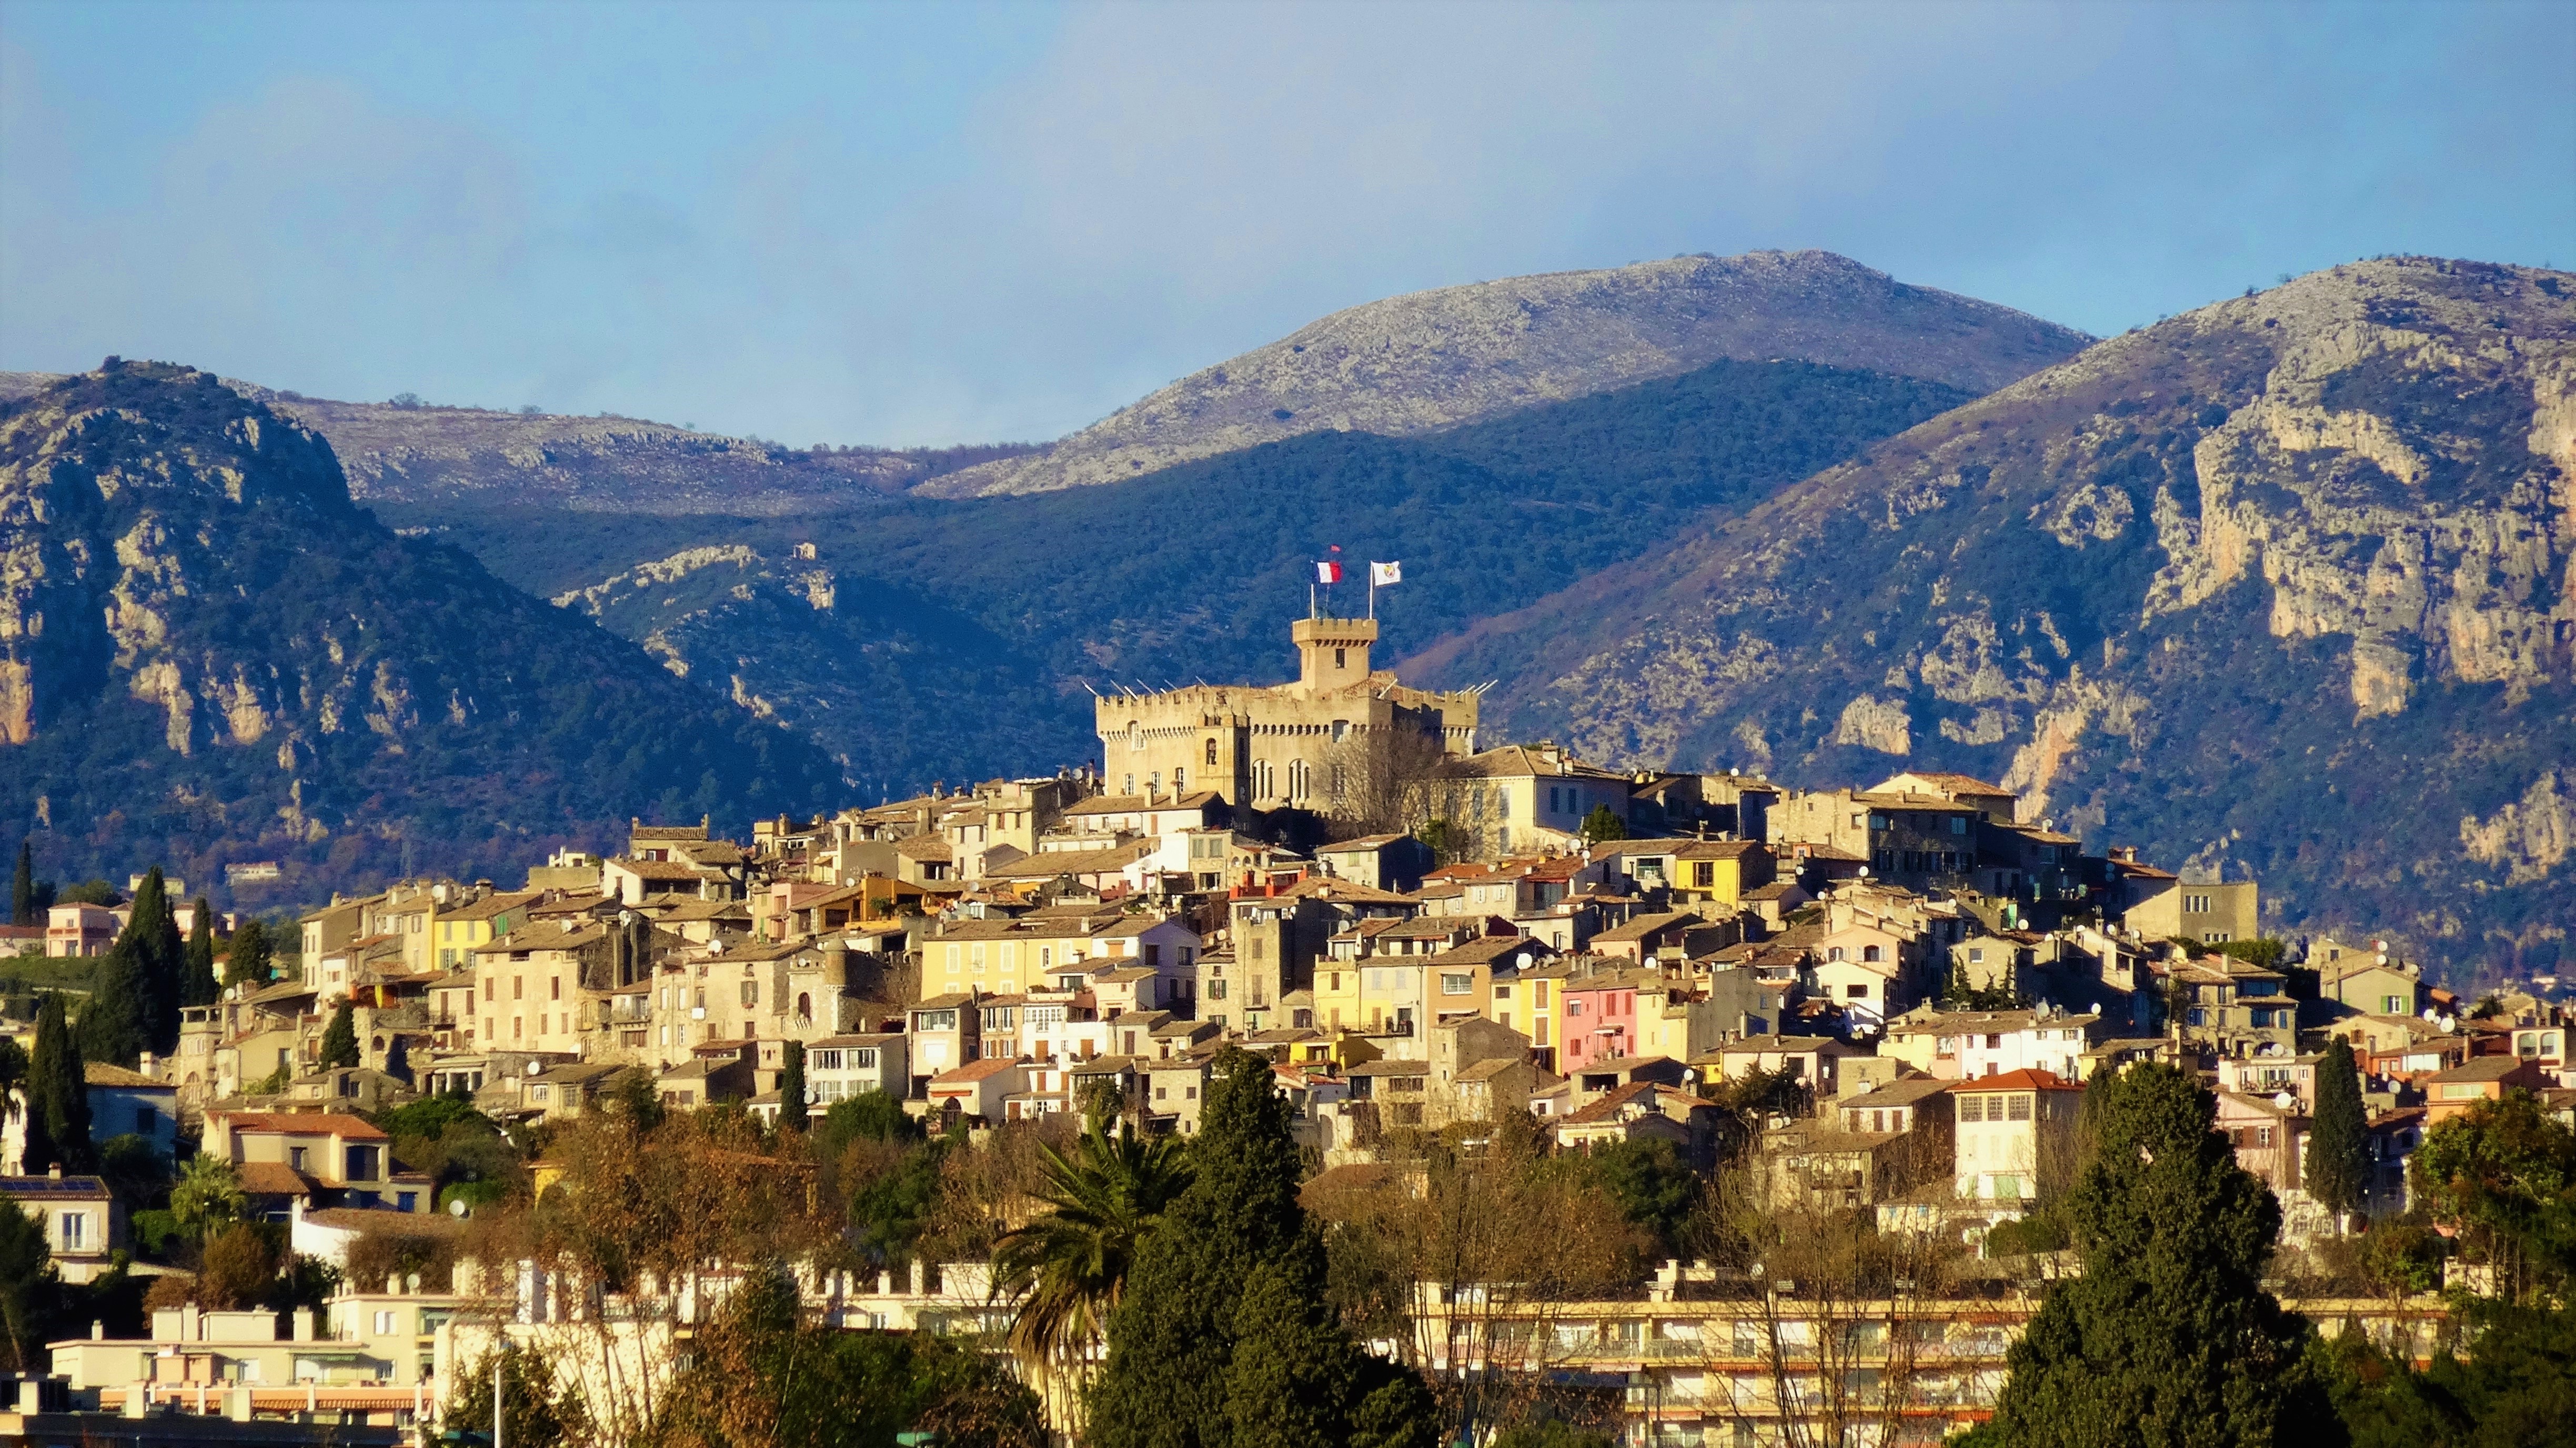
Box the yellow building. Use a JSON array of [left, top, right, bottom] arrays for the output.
[[1668, 839, 1776, 910], [432, 890, 540, 970], [1423, 743, 1634, 858]]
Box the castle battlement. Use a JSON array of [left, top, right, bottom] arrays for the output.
[[1095, 618, 1477, 810]]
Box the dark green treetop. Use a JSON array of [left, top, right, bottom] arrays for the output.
[[2305, 1039, 2370, 1221], [1985, 1062, 2341, 1448]]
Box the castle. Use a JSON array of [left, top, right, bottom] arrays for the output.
[[1093, 617, 1480, 810]]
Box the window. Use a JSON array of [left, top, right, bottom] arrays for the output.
[[740, 980, 759, 1008], [1693, 861, 1714, 888], [1845, 983, 1868, 999], [289, 1146, 309, 1171], [58, 1212, 87, 1251], [1960, 1098, 1984, 1123], [135, 1105, 158, 1135], [1333, 647, 1345, 669], [1951, 816, 1968, 834], [374, 1311, 398, 1335], [397, 1192, 417, 1212], [1862, 944, 1881, 963], [1206, 738, 1219, 767], [1968, 948, 1984, 963], [2007, 1095, 2032, 1122], [1442, 973, 1474, 996]]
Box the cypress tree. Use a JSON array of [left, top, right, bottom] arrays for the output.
[[9, 842, 31, 928], [223, 919, 272, 989], [182, 898, 220, 1009], [1089, 1047, 1436, 1448], [2305, 1038, 2370, 1228], [27, 994, 90, 1174], [779, 1041, 808, 1133], [78, 946, 149, 1068], [107, 867, 182, 1054], [319, 1001, 359, 1070], [1986, 1062, 2340, 1448]]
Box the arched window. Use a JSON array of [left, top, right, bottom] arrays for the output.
[[1829, 946, 1847, 962], [1205, 738, 1219, 767], [1127, 721, 1143, 751], [797, 991, 812, 1020], [1863, 944, 1882, 963], [1287, 759, 1310, 802]]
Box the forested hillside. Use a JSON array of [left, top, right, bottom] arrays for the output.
[[390, 358, 1974, 775]]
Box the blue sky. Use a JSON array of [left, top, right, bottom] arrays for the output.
[[3, 0, 2569, 446]]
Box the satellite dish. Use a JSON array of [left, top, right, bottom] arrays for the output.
[[2438, 1014, 2456, 1033], [2273, 1090, 2299, 1112], [449, 1199, 469, 1218], [526, 1061, 542, 1077]]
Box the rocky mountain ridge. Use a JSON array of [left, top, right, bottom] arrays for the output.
[[922, 249, 2091, 498], [0, 361, 845, 902], [1420, 257, 2574, 971], [0, 370, 1033, 517]]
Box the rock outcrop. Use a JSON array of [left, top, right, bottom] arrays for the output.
[[1425, 258, 2576, 972], [0, 372, 1035, 517], [921, 250, 2090, 498], [0, 361, 845, 901]]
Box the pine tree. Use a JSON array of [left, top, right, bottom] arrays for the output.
[[1578, 803, 1627, 843], [1089, 1046, 1437, 1448], [77, 946, 149, 1069], [1986, 1062, 2341, 1448], [182, 898, 220, 1009], [319, 1001, 359, 1070], [27, 994, 91, 1174], [778, 1041, 808, 1133], [9, 842, 31, 928], [223, 919, 272, 989], [2306, 1038, 2370, 1228]]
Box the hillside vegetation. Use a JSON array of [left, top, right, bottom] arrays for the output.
[[394, 358, 1974, 775]]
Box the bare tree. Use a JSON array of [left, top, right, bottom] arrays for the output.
[[1308, 1112, 1639, 1440], [1704, 1135, 1961, 1448], [1322, 726, 1453, 841]]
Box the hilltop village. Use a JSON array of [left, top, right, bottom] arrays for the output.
[[8, 616, 2570, 1445]]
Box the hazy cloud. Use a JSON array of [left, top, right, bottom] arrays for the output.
[[3, 1, 2568, 445]]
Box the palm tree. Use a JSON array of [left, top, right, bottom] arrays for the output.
[[170, 1152, 248, 1242], [990, 1117, 1191, 1395]]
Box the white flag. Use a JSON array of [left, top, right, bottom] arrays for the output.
[[1370, 560, 1402, 587]]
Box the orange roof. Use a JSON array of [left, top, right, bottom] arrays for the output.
[[1946, 1068, 2081, 1093], [213, 1111, 387, 1139], [235, 1161, 318, 1196]]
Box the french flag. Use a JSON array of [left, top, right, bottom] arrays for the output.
[[1315, 558, 1343, 584]]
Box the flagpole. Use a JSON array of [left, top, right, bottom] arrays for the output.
[[1368, 572, 1376, 620]]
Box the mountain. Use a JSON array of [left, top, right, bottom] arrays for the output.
[[0, 361, 848, 904], [1417, 258, 2576, 974], [920, 250, 2090, 498], [0, 371, 1034, 517], [548, 545, 1084, 797], [400, 357, 1975, 777]]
